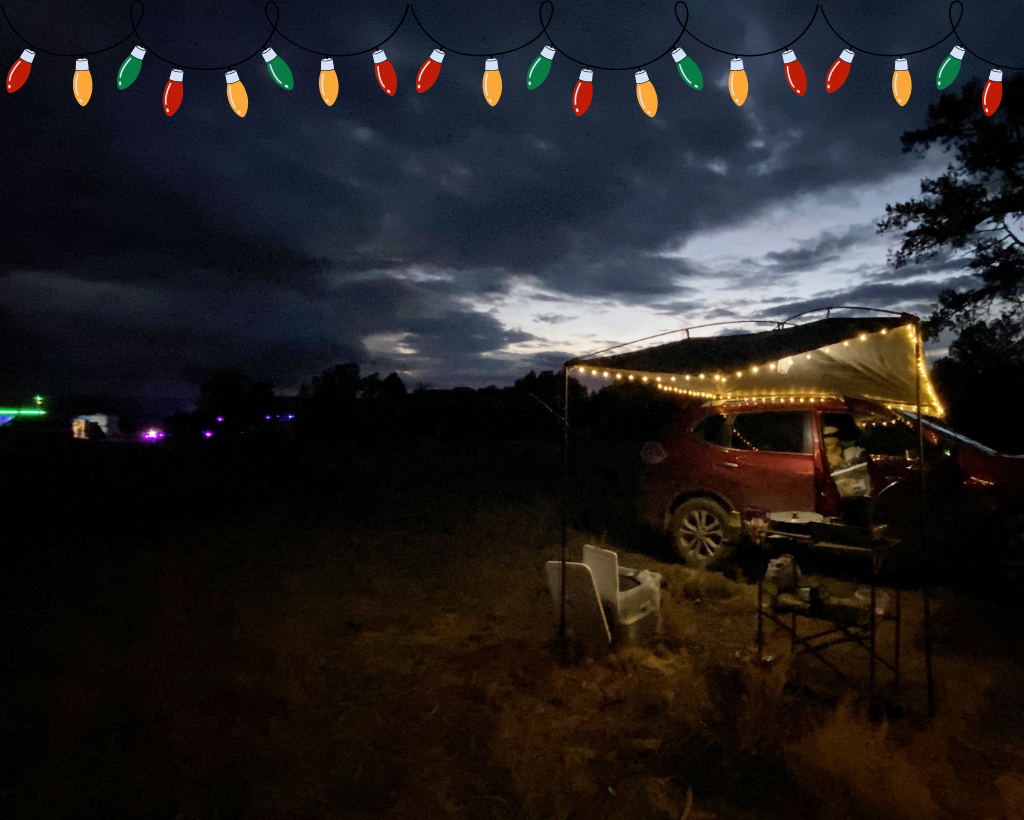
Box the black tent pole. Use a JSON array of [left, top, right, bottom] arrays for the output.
[[560, 366, 569, 653], [916, 323, 935, 717]]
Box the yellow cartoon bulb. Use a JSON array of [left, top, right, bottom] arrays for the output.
[[728, 58, 748, 106], [319, 58, 339, 106], [225, 69, 248, 117], [634, 69, 657, 117], [892, 57, 911, 106], [73, 58, 92, 106], [482, 57, 502, 106]]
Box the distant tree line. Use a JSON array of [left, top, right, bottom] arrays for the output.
[[164, 364, 682, 445]]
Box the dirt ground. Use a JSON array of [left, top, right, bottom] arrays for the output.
[[5, 437, 1024, 819]]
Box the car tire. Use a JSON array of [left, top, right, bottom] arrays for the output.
[[670, 497, 734, 568]]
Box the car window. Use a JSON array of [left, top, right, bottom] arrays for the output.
[[728, 411, 811, 454], [692, 414, 729, 447]]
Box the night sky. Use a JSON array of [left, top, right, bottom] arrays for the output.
[[3, 0, 1023, 403]]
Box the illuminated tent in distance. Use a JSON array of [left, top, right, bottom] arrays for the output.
[[568, 315, 943, 417]]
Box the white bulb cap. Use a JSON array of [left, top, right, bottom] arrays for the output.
[[839, 49, 854, 63], [19, 49, 35, 63], [169, 68, 183, 82], [578, 68, 593, 82], [321, 58, 334, 71], [75, 58, 89, 71], [225, 69, 240, 84], [485, 58, 499, 71], [373, 49, 388, 64], [671, 48, 687, 62], [950, 45, 965, 60], [540, 45, 556, 60], [262, 47, 277, 63], [894, 58, 908, 72], [730, 58, 744, 72], [635, 69, 650, 84], [782, 49, 797, 64], [430, 49, 445, 63], [130, 46, 146, 60], [989, 68, 1003, 82]]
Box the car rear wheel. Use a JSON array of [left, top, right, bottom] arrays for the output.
[[670, 498, 734, 567]]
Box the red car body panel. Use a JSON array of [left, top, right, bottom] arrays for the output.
[[638, 398, 1023, 534]]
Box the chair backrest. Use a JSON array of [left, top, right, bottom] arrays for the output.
[[582, 544, 620, 616], [545, 560, 612, 649]]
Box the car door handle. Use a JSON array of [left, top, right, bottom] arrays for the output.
[[714, 461, 740, 469]]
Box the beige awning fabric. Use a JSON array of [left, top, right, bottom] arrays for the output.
[[568, 316, 944, 417]]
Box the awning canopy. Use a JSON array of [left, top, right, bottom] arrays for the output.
[[568, 316, 944, 417]]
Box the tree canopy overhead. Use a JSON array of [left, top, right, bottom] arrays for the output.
[[878, 74, 1024, 350]]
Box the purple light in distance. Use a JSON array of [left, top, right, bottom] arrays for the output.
[[265, 415, 272, 420], [203, 430, 214, 439], [216, 416, 224, 423], [142, 428, 164, 441]]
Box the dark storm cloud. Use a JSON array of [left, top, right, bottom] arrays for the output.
[[2, 0, 1022, 395]]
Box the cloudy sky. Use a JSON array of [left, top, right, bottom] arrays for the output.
[[2, 0, 1022, 400]]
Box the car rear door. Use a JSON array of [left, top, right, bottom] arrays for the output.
[[714, 409, 817, 513]]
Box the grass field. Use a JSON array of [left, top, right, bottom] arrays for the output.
[[5, 435, 1024, 819]]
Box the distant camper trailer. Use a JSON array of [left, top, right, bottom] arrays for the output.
[[72, 414, 118, 440]]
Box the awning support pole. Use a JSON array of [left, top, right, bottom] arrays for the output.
[[916, 323, 935, 717], [560, 366, 569, 653]]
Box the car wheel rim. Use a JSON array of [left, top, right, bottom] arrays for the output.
[[677, 509, 725, 559]]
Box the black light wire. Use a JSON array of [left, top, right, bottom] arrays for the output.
[[2, 1, 1022, 75]]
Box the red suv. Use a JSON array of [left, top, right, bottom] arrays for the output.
[[638, 397, 1024, 566]]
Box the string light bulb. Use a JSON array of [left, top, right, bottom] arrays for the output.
[[573, 68, 593, 116], [983, 69, 1003, 116], [892, 57, 911, 106], [225, 69, 247, 117], [781, 49, 806, 96], [826, 48, 854, 93], [318, 58, 338, 105], [527, 45, 556, 89], [262, 47, 293, 90], [483, 57, 502, 106], [163, 68, 183, 116], [373, 49, 397, 96], [935, 45, 965, 90], [73, 58, 93, 106], [671, 48, 703, 90], [416, 49, 444, 93], [728, 58, 748, 106], [7, 48, 35, 93], [634, 69, 657, 117], [117, 45, 146, 90]]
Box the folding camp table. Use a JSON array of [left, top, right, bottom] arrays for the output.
[[755, 518, 902, 699]]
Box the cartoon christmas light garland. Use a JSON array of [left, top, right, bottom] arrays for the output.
[[3, 1, 1020, 118]]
